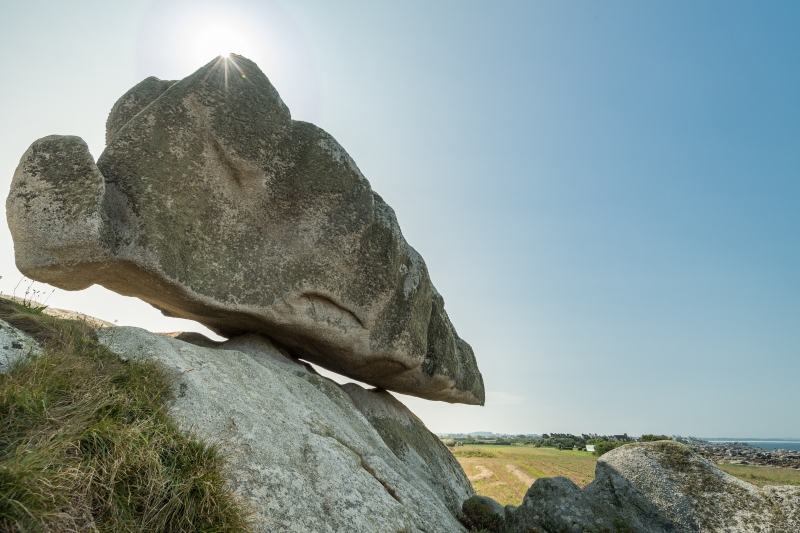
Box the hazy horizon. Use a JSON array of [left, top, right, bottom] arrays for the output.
[[1, 0, 798, 437]]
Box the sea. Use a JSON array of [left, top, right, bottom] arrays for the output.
[[704, 439, 800, 452]]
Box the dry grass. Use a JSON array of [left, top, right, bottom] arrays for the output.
[[452, 445, 597, 506], [0, 297, 252, 532], [717, 464, 800, 487]]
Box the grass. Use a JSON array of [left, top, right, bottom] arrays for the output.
[[452, 445, 597, 506], [0, 297, 252, 532], [717, 464, 800, 487]]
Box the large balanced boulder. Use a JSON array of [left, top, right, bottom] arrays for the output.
[[484, 441, 800, 533], [6, 54, 484, 405], [98, 325, 470, 532]]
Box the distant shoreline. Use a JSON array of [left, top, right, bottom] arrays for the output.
[[702, 439, 800, 453], [703, 438, 800, 441]]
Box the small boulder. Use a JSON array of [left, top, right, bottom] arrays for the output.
[[461, 495, 506, 532]]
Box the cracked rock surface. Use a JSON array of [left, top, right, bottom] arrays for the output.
[[98, 325, 470, 532], [342, 384, 474, 517], [6, 54, 483, 405]]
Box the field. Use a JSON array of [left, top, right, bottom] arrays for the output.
[[452, 444, 800, 506], [717, 464, 800, 487], [452, 445, 597, 505]]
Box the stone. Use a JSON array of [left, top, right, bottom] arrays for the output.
[[501, 441, 800, 533], [97, 325, 470, 532], [693, 440, 800, 469], [460, 495, 506, 532], [6, 54, 484, 405], [341, 383, 475, 517], [0, 317, 41, 374]]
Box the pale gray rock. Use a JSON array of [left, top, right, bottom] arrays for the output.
[[341, 384, 475, 517], [0, 318, 41, 374], [97, 325, 469, 532], [501, 441, 800, 533], [7, 54, 484, 405]]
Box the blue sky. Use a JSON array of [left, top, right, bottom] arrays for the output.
[[0, 0, 797, 437]]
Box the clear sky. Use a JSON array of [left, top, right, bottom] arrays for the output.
[[1, 0, 798, 437]]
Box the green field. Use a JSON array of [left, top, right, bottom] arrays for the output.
[[452, 445, 597, 505], [452, 444, 800, 506]]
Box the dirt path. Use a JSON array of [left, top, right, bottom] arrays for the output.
[[505, 464, 536, 486], [468, 465, 494, 482]]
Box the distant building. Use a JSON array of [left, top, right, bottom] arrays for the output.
[[586, 445, 596, 452]]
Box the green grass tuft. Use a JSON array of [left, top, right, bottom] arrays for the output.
[[0, 297, 252, 532]]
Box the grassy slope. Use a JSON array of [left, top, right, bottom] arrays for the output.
[[0, 297, 252, 532], [453, 444, 800, 506]]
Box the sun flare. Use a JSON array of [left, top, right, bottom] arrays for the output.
[[135, 0, 320, 120], [186, 15, 256, 67]]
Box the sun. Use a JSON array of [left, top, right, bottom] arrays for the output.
[[185, 15, 257, 67], [136, 0, 321, 121]]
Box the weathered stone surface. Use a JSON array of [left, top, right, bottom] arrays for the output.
[[6, 135, 114, 284], [97, 325, 470, 532], [6, 54, 484, 405], [499, 441, 800, 533], [105, 76, 175, 144], [0, 318, 40, 374], [342, 383, 474, 517]]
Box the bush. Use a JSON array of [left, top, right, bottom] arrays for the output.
[[535, 436, 585, 450], [593, 440, 628, 456], [640, 434, 671, 442]]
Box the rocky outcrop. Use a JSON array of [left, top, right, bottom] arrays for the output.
[[97, 325, 469, 532], [6, 54, 484, 405], [693, 441, 800, 470], [470, 441, 800, 533]]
